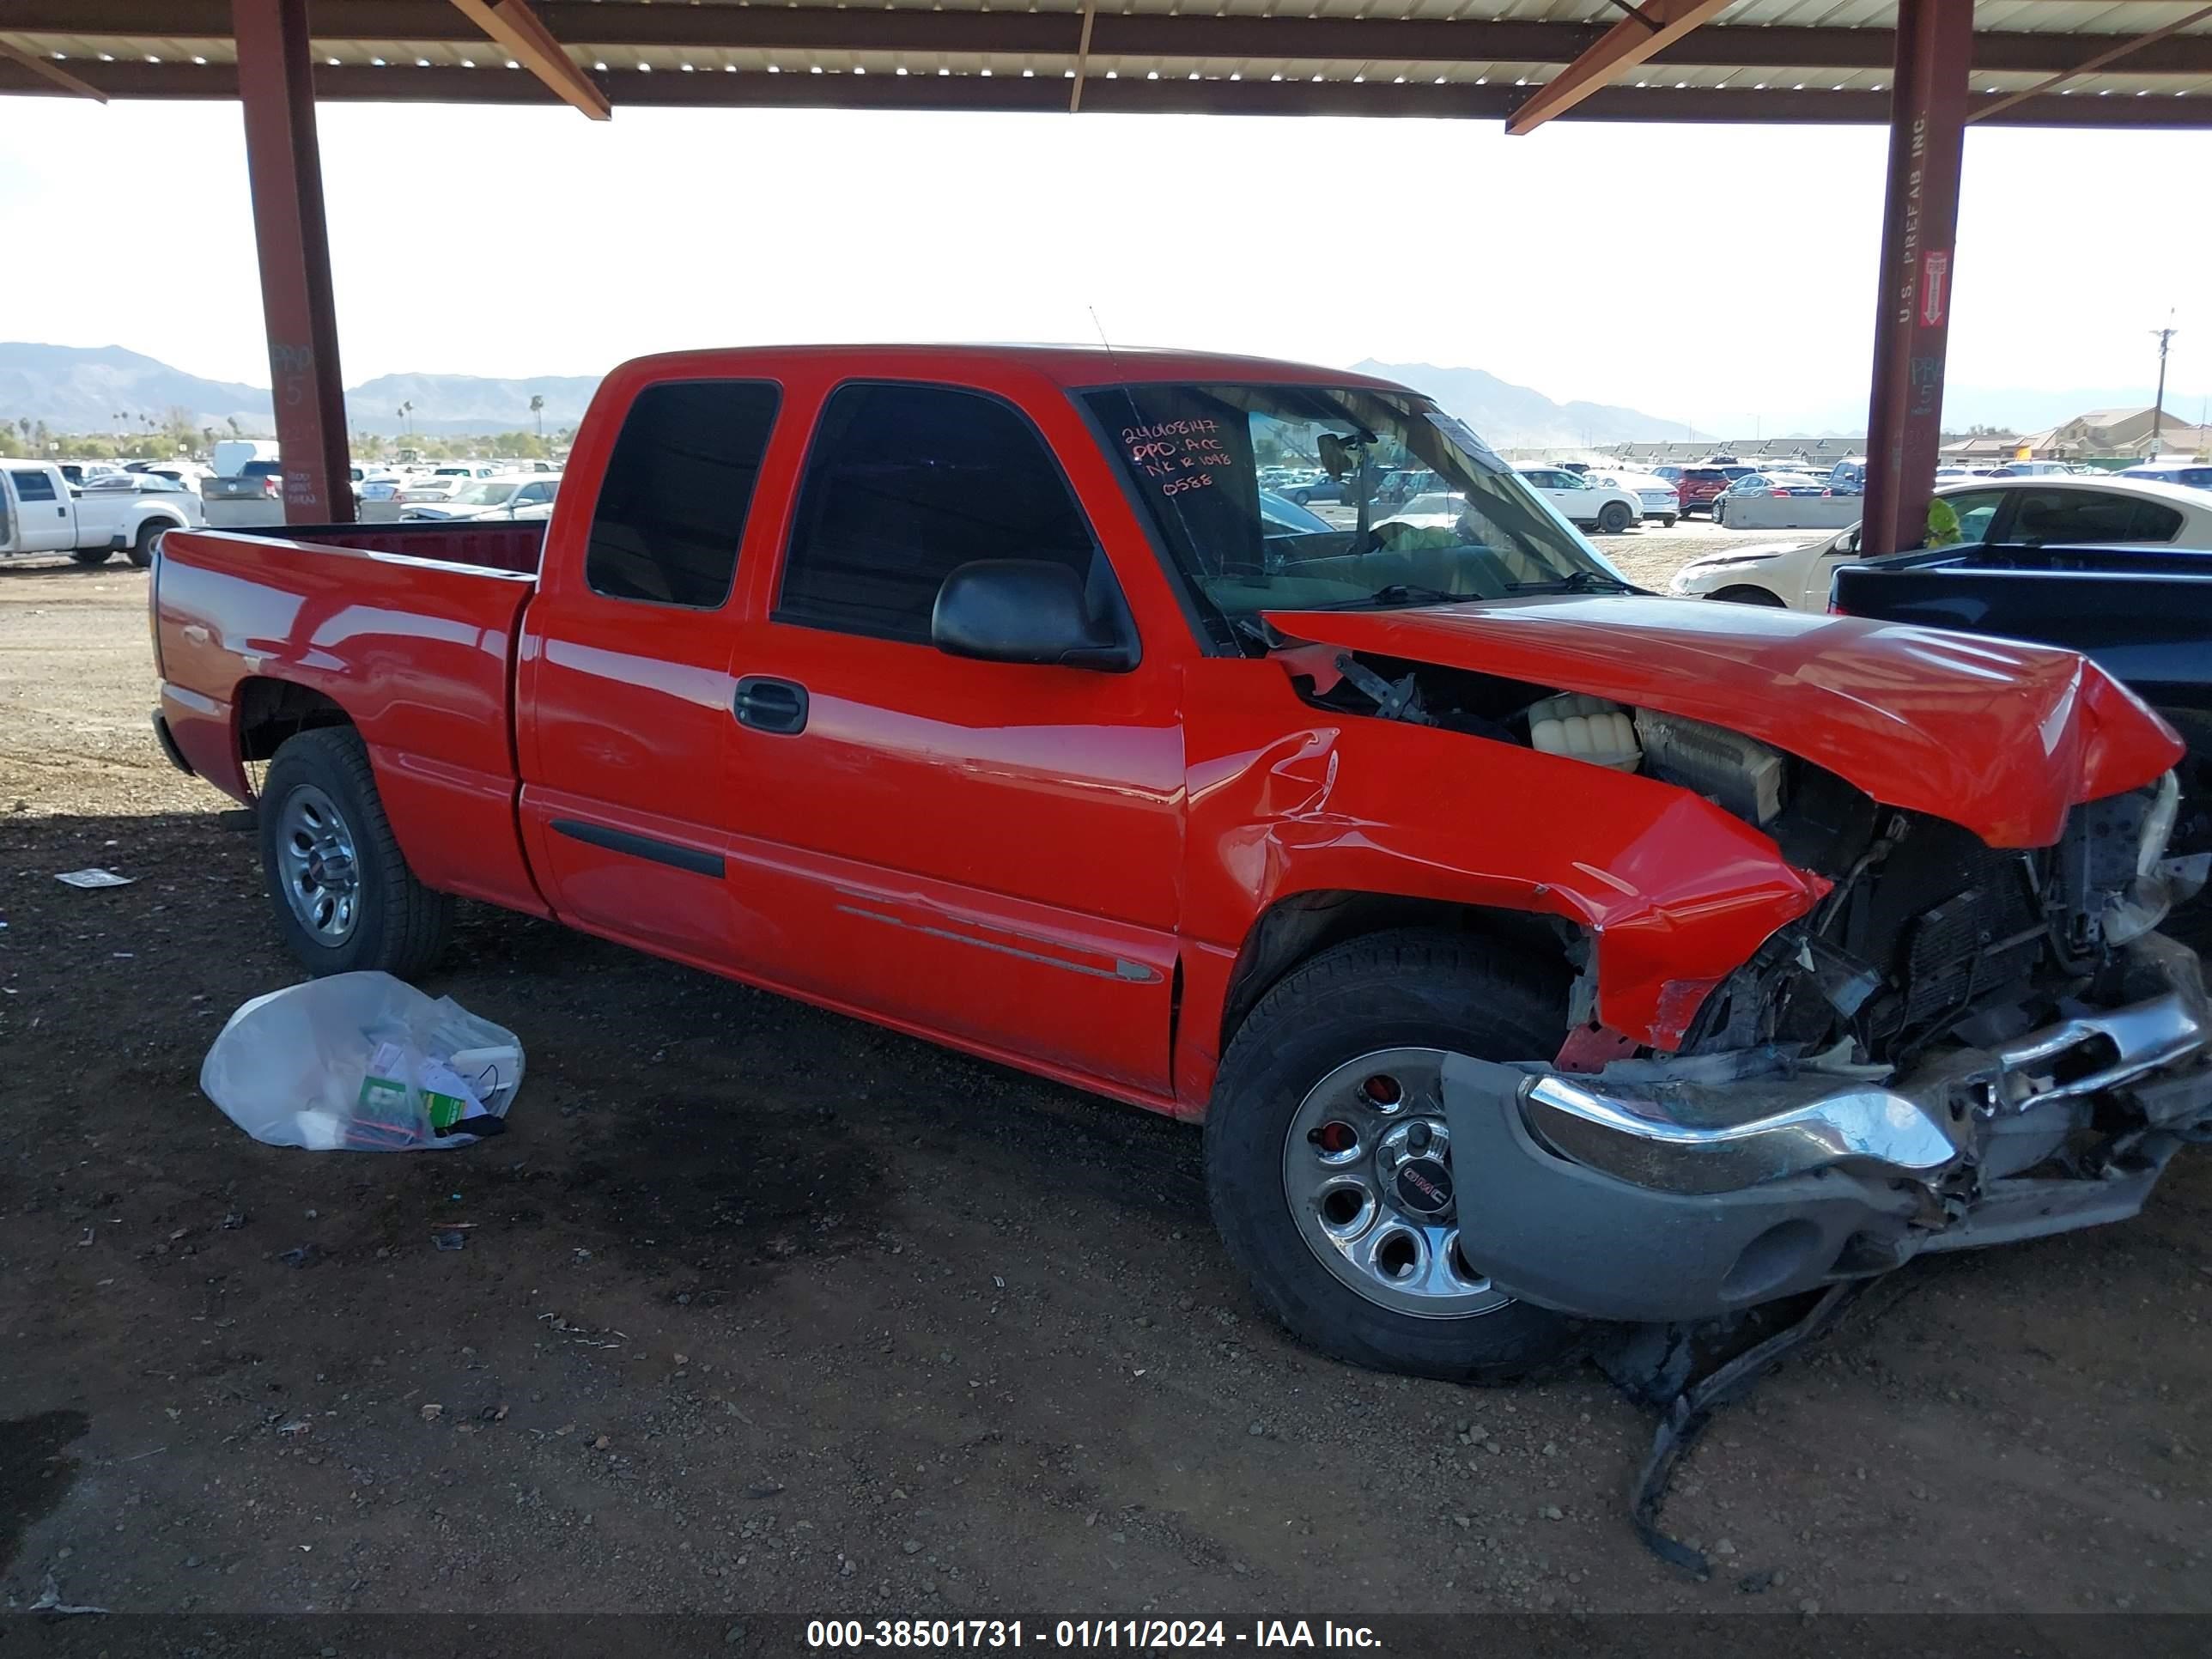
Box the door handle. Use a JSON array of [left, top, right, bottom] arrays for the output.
[[732, 675, 809, 735]]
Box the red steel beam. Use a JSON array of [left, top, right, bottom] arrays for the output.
[[1504, 0, 1735, 136], [1860, 0, 1972, 559], [233, 0, 353, 524], [8, 58, 2212, 131]]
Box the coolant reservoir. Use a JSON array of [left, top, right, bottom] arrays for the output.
[[1528, 694, 1641, 771]]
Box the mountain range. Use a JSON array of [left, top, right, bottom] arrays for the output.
[[0, 343, 600, 438], [6, 342, 2194, 449]]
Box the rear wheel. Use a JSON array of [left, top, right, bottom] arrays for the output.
[[258, 726, 453, 978], [70, 547, 111, 568], [125, 521, 165, 568], [1661, 514, 1678, 528], [1206, 928, 1578, 1382]]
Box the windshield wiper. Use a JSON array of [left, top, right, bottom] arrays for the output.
[[1297, 584, 1474, 611], [1501, 570, 1638, 595]]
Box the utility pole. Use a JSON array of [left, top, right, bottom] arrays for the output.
[[2149, 312, 2178, 459]]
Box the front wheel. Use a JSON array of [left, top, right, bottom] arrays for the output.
[[1596, 501, 1633, 535], [1206, 929, 1577, 1382], [258, 726, 453, 978]]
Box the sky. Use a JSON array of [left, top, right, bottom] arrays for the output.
[[2, 94, 2208, 434]]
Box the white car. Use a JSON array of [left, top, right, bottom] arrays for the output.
[[400, 473, 560, 522], [1592, 471, 1680, 528], [1514, 465, 1643, 534], [1668, 474, 2212, 610]]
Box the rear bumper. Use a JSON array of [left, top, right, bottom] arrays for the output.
[[1443, 937, 2212, 1322]]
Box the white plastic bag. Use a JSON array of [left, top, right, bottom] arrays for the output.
[[200, 971, 524, 1152]]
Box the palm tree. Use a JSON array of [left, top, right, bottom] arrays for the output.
[[528, 393, 544, 440], [398, 399, 415, 438]]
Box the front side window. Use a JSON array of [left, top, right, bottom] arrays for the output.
[[778, 382, 1108, 644], [1084, 382, 1626, 632], [586, 379, 779, 608], [11, 469, 57, 502]]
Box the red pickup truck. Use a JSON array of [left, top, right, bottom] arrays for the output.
[[150, 346, 2212, 1381]]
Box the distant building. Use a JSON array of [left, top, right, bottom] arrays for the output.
[[2010, 407, 2211, 461], [1599, 435, 1864, 468]]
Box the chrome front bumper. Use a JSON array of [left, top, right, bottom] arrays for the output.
[[1439, 938, 2212, 1323], [1523, 988, 2208, 1196]]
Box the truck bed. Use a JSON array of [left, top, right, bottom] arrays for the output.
[[211, 517, 546, 575], [151, 520, 546, 917]]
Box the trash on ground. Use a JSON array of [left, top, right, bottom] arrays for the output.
[[54, 868, 133, 889], [433, 1230, 467, 1252], [30, 1571, 107, 1616], [200, 971, 524, 1152]]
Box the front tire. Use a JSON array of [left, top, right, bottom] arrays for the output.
[[1206, 929, 1578, 1382], [1596, 501, 1633, 535], [1711, 584, 1787, 607], [258, 726, 453, 978]]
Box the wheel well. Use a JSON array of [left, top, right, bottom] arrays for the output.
[[1711, 584, 1786, 607], [1218, 890, 1572, 1052], [237, 678, 354, 769]]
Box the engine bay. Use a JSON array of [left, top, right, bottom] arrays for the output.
[[1297, 647, 2191, 1073]]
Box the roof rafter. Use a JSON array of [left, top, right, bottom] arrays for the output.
[[1505, 0, 1735, 136], [447, 0, 606, 118], [1969, 2, 2212, 122], [0, 36, 104, 99]]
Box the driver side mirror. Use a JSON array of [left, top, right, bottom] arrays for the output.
[[932, 559, 1139, 672]]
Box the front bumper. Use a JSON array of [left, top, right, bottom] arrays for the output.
[[1443, 937, 2212, 1322]]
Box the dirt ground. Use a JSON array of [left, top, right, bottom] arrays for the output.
[[3, 542, 2210, 1630]]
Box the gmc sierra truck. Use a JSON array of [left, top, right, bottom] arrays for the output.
[[149, 346, 2212, 1380]]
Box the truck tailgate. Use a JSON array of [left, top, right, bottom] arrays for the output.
[[154, 526, 545, 916]]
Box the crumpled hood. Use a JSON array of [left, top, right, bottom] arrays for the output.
[[1265, 595, 2183, 848]]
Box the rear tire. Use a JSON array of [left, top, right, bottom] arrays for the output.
[[1661, 514, 1678, 528], [70, 547, 111, 568], [125, 522, 164, 568], [1206, 928, 1579, 1382], [258, 726, 453, 979], [1596, 501, 1633, 535]]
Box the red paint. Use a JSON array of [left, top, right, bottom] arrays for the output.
[[1264, 598, 2181, 848], [148, 344, 2187, 1124]]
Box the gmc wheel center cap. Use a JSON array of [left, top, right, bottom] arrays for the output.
[[1395, 1156, 1454, 1215]]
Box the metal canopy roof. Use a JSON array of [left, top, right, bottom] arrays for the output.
[[3, 1, 2210, 126]]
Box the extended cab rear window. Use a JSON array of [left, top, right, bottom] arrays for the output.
[[10, 469, 57, 502], [586, 380, 781, 608]]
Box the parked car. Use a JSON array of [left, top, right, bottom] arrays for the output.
[[56, 461, 125, 488], [356, 473, 409, 503], [396, 476, 468, 505], [1282, 476, 1344, 507], [1709, 471, 1826, 526], [1676, 462, 1757, 517], [1, 461, 203, 565], [1832, 541, 2210, 946], [1827, 456, 1868, 496], [1669, 474, 2212, 609], [148, 345, 2209, 1382], [1985, 460, 2073, 479], [1516, 465, 1642, 533], [210, 439, 279, 479], [1591, 471, 1680, 528], [2119, 459, 2212, 494], [399, 473, 560, 522]]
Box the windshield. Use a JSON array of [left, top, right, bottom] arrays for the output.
[[1083, 383, 1626, 628], [453, 480, 516, 506]]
